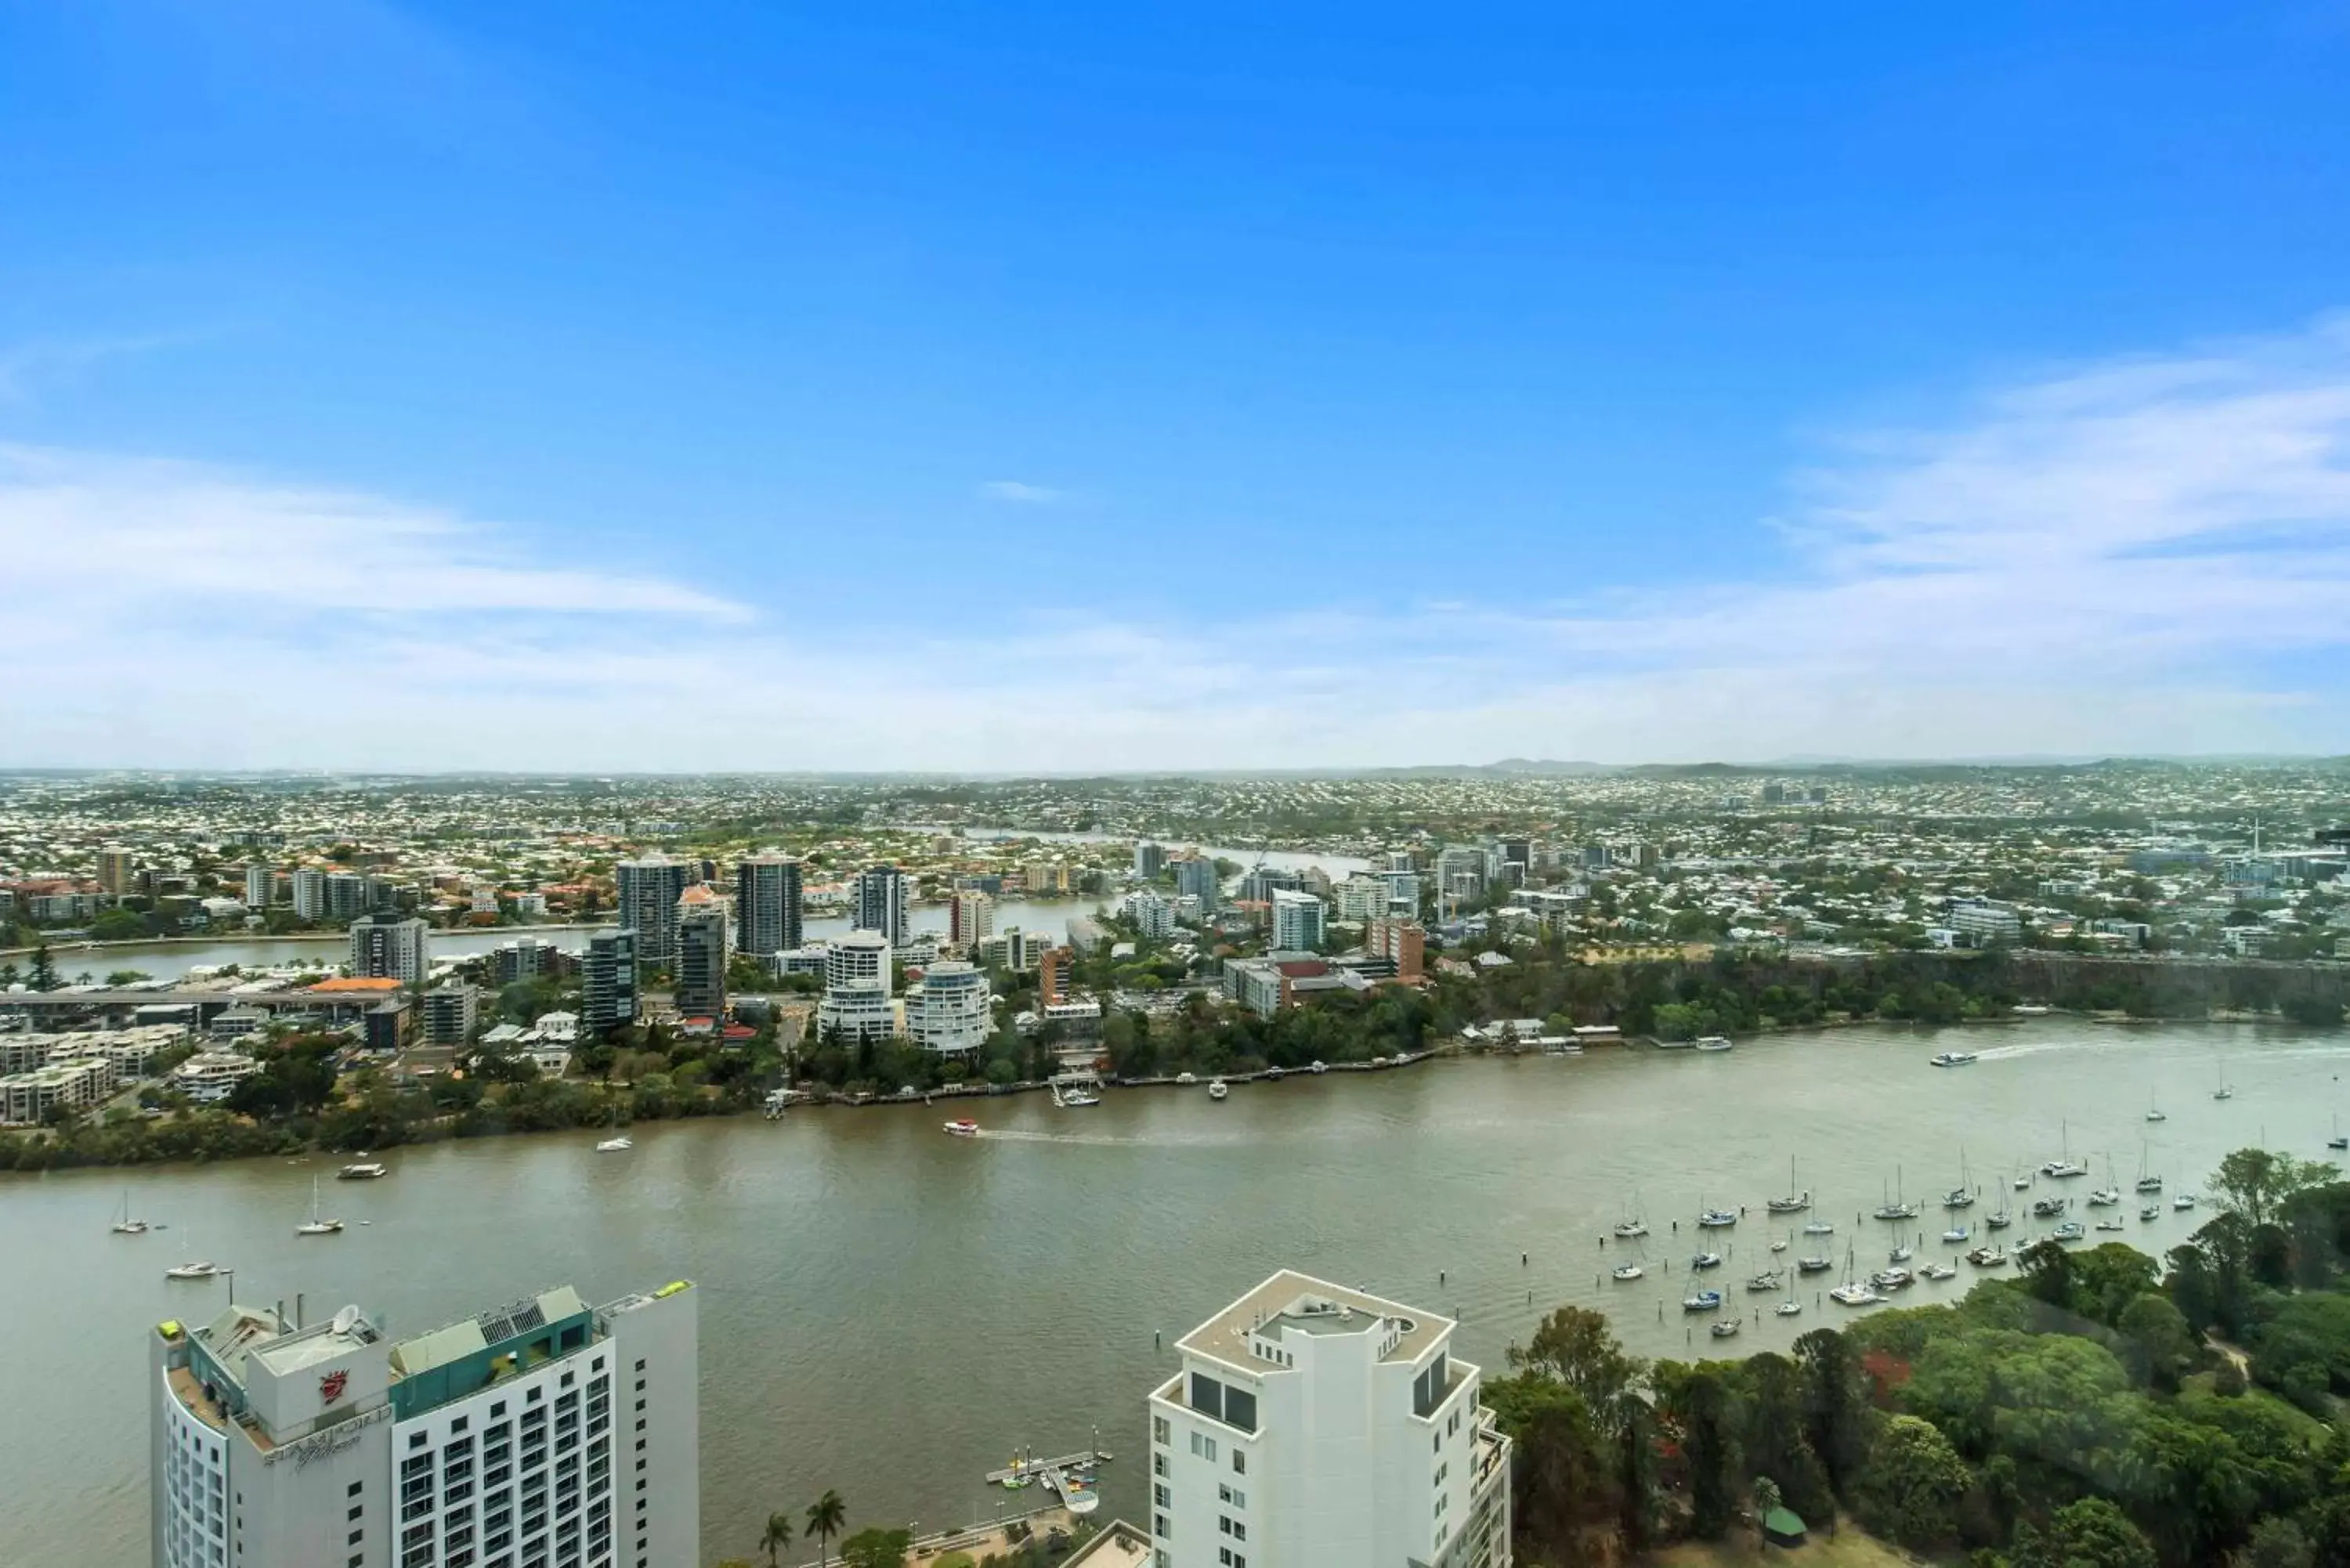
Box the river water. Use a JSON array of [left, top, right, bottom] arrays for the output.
[[6, 1018, 2344, 1565]]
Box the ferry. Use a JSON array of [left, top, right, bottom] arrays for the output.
[[942, 1118, 982, 1137], [1928, 1051, 1978, 1068], [1206, 1079, 1229, 1101], [336, 1160, 389, 1180], [1681, 1290, 1723, 1312], [1693, 1035, 1734, 1053], [1611, 1264, 1644, 1281]]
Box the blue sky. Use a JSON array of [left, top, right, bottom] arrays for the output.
[[5, 1, 2350, 768]]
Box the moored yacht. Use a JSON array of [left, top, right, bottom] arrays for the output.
[[1966, 1243, 2010, 1267], [1681, 1290, 1723, 1312], [1697, 1207, 1738, 1228], [1611, 1263, 1644, 1281]]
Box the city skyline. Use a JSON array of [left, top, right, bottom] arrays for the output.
[[5, 5, 2349, 766]]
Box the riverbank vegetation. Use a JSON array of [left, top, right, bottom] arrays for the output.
[[1486, 1145, 2350, 1567]]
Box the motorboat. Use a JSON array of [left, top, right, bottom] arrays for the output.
[[1611, 1264, 1644, 1281], [2013, 1173, 2032, 1190], [2041, 1159, 2088, 1180], [1966, 1245, 2009, 1267], [1206, 1079, 1229, 1100], [1694, 1035, 1734, 1052], [1061, 1087, 1100, 1107], [2088, 1188, 2120, 1207], [1775, 1299, 1803, 1317], [2051, 1219, 2086, 1242], [1264, 1067, 1285, 1081], [942, 1119, 982, 1137], [2032, 1195, 2067, 1218], [1681, 1290, 1723, 1312], [1802, 1219, 1835, 1236], [1307, 1061, 1328, 1074], [1921, 1261, 1958, 1281], [1697, 1208, 1738, 1228], [295, 1178, 343, 1237], [1710, 1319, 1741, 1338], [1690, 1252, 1723, 1270], [1929, 1051, 1978, 1068], [1746, 1270, 1783, 1292], [164, 1260, 221, 1281], [1768, 1237, 1789, 1253], [2139, 1204, 2160, 1222], [1176, 1072, 1197, 1085], [2173, 1193, 2196, 1211], [1941, 1223, 1970, 1244], [1869, 1266, 1914, 1290], [1796, 1255, 1834, 1274], [595, 1136, 633, 1153], [2095, 1219, 2126, 1233], [336, 1161, 389, 1180], [1830, 1281, 1884, 1306]]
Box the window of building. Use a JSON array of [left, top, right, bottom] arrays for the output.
[[1231, 1450, 1246, 1476], [1152, 1415, 1170, 1446]]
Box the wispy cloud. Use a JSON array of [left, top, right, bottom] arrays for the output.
[[978, 479, 1062, 504], [4, 316, 2349, 769], [0, 332, 206, 404]]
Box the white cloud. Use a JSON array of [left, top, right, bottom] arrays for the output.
[[5, 316, 2350, 769], [977, 479, 1062, 504]]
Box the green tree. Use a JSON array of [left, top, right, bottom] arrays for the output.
[[2211, 1149, 2341, 1230], [1852, 1414, 1970, 1550], [1676, 1364, 1741, 1538], [30, 943, 58, 991], [2008, 1496, 2158, 1568], [1509, 1305, 1647, 1412], [2239, 1518, 2316, 1568], [836, 1526, 911, 1568], [759, 1511, 794, 1568], [2116, 1292, 2199, 1392], [804, 1490, 848, 1568], [1482, 1375, 1619, 1560], [1795, 1327, 1870, 1499]]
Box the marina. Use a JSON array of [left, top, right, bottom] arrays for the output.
[[9, 1016, 2347, 1564]]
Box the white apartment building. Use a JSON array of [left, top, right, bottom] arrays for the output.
[[151, 1278, 698, 1568], [1270, 891, 1326, 952], [245, 866, 280, 909], [292, 868, 329, 922], [1148, 1271, 1511, 1568], [822, 930, 891, 993], [351, 914, 432, 988], [0, 1055, 117, 1124], [904, 959, 992, 1054], [169, 1049, 263, 1104], [949, 890, 996, 949], [1122, 890, 1176, 940]]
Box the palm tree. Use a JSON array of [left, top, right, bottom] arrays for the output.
[[804, 1490, 847, 1568], [758, 1511, 794, 1568]]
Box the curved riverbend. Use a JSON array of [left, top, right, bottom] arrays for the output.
[[4, 1017, 2343, 1563]]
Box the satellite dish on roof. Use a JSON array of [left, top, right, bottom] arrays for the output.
[[333, 1306, 360, 1335]]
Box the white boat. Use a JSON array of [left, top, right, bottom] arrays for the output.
[[1777, 1299, 1804, 1317], [1766, 1158, 1809, 1213], [1307, 1061, 1328, 1075], [1922, 1261, 1958, 1281], [1681, 1290, 1723, 1312], [2095, 1218, 2126, 1233], [1888, 1241, 1914, 1263], [2139, 1204, 2161, 1222], [1942, 1223, 1969, 1244], [1175, 1072, 1197, 1085], [1802, 1219, 1835, 1236], [1797, 1254, 1834, 1274], [1697, 1207, 1738, 1228], [164, 1260, 220, 1281], [1929, 1051, 1978, 1068], [1869, 1266, 1914, 1290], [1690, 1252, 1723, 1270], [1611, 1218, 1649, 1239], [1709, 1319, 1741, 1338], [2041, 1158, 2088, 1180], [2013, 1173, 2032, 1190], [942, 1119, 982, 1137], [2051, 1220, 2086, 1242], [1768, 1237, 1790, 1253], [1061, 1087, 1100, 1107], [1693, 1035, 1734, 1053], [295, 1177, 343, 1237], [1873, 1165, 1918, 1221], [1206, 1079, 1229, 1100], [2173, 1192, 2196, 1211], [2214, 1059, 2234, 1101], [1745, 1271, 1783, 1292], [1943, 1186, 1975, 1209], [2032, 1195, 2068, 1219], [2088, 1188, 2120, 1208], [595, 1136, 633, 1153], [336, 1160, 389, 1180], [2146, 1088, 2166, 1123], [1967, 1244, 2009, 1268], [1611, 1263, 1644, 1281], [2013, 1004, 2050, 1016], [1830, 1281, 1883, 1306], [110, 1190, 149, 1235]]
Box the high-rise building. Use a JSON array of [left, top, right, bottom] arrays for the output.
[[1382, 870, 1422, 919], [420, 984, 479, 1046], [1387, 850, 1417, 873], [733, 855, 803, 957], [1173, 856, 1220, 911], [816, 928, 895, 1046], [1148, 1271, 1511, 1568], [1331, 875, 1387, 923], [1121, 889, 1175, 939], [291, 867, 328, 922], [244, 865, 278, 909], [948, 889, 994, 949], [1271, 889, 1326, 952], [1133, 841, 1168, 879], [581, 930, 638, 1035], [1238, 866, 1302, 904], [822, 930, 892, 995], [96, 846, 137, 895], [151, 1279, 698, 1568], [615, 857, 690, 962], [1038, 945, 1074, 1006], [1501, 840, 1531, 874], [324, 872, 376, 920], [673, 893, 728, 1019], [851, 865, 911, 946], [1365, 918, 1426, 981], [904, 960, 992, 1054], [348, 912, 430, 988]]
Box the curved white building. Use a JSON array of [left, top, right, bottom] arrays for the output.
[[823, 930, 892, 995], [906, 961, 993, 1055]]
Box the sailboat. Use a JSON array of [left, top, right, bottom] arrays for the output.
[[2041, 1122, 2088, 1179], [1830, 1247, 1884, 1306], [110, 1190, 149, 1235], [1766, 1158, 1810, 1213], [1986, 1169, 2015, 1230], [2134, 1140, 2163, 1194], [1943, 1149, 1976, 1209], [295, 1176, 343, 1236], [1612, 1189, 1649, 1239], [1873, 1166, 1919, 1222], [2145, 1087, 2167, 1123], [2328, 1111, 2347, 1153], [164, 1232, 221, 1281], [2213, 1057, 2234, 1102], [595, 1104, 632, 1153]]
